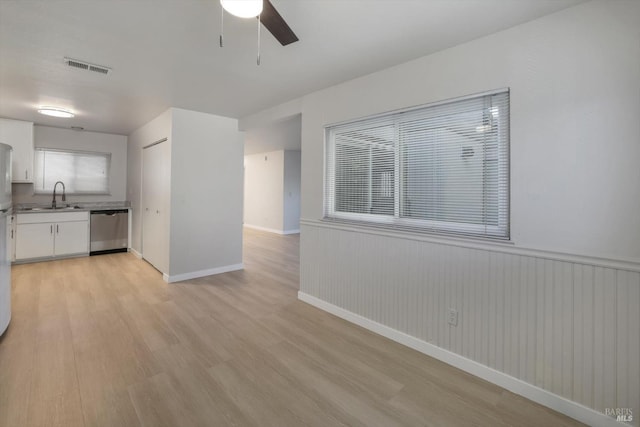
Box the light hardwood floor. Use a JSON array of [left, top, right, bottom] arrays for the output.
[[0, 228, 584, 427]]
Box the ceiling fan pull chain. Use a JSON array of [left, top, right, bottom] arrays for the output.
[[257, 14, 261, 65], [219, 3, 224, 47]]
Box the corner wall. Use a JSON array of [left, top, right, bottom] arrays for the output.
[[243, 149, 301, 234], [283, 150, 301, 233], [127, 108, 243, 280], [244, 150, 285, 233], [168, 108, 244, 279]]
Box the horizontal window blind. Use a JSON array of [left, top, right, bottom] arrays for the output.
[[325, 90, 509, 239], [34, 148, 111, 195]]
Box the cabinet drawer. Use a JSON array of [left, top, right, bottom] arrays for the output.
[[17, 211, 89, 224]]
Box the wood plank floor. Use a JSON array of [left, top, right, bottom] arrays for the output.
[[0, 228, 584, 427]]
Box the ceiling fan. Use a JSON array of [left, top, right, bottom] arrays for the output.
[[220, 0, 298, 55]]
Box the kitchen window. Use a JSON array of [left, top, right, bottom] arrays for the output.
[[325, 89, 510, 239], [34, 148, 111, 195]]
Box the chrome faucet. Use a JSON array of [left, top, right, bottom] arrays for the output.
[[52, 181, 66, 209]]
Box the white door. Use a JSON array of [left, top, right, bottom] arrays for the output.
[[54, 221, 89, 256], [142, 141, 169, 273]]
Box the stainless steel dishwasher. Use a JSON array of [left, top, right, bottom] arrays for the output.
[[90, 209, 128, 255]]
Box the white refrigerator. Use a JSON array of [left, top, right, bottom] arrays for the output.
[[0, 143, 11, 336]]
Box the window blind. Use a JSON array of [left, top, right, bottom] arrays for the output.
[[34, 148, 111, 195], [325, 90, 509, 239]]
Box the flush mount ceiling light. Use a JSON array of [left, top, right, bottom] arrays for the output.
[[220, 0, 263, 18], [37, 107, 74, 118]]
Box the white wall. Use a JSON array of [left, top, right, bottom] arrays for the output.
[[243, 149, 301, 234], [301, 0, 640, 262], [168, 108, 243, 278], [283, 150, 301, 232], [244, 150, 284, 232], [13, 125, 128, 205], [245, 1, 640, 425], [127, 109, 172, 254], [127, 108, 243, 280]]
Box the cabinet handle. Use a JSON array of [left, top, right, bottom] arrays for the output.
[[56, 224, 59, 234], [50, 225, 53, 234], [25, 169, 27, 180], [10, 229, 13, 239]]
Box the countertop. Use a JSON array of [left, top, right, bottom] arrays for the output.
[[14, 201, 131, 214]]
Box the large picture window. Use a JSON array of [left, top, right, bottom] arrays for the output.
[[34, 148, 111, 195], [325, 90, 509, 239]]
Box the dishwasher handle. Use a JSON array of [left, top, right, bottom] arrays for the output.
[[90, 209, 129, 215]]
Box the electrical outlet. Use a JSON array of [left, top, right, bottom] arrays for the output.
[[447, 308, 458, 326]]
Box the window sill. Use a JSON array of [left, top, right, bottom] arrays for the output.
[[315, 216, 513, 247]]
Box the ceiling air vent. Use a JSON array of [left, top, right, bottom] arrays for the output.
[[64, 57, 111, 75]]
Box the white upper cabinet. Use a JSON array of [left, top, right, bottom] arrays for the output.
[[0, 118, 34, 183]]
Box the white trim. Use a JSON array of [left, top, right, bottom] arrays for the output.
[[300, 218, 640, 273], [130, 248, 142, 259], [12, 253, 87, 264], [164, 263, 244, 283], [243, 224, 299, 235], [244, 224, 282, 234], [298, 292, 621, 427]]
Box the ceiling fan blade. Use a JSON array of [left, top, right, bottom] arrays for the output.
[[260, 0, 298, 46]]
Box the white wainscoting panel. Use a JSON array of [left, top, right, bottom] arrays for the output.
[[300, 220, 640, 426]]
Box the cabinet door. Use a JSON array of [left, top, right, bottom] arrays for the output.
[[15, 223, 54, 259], [54, 221, 89, 256], [0, 118, 34, 183]]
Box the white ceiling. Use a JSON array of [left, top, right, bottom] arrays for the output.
[[0, 0, 583, 136]]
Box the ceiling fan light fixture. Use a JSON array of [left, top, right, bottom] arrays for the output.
[[220, 0, 263, 18], [37, 106, 74, 118]]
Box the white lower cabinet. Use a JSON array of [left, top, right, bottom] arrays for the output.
[[16, 222, 54, 259], [15, 212, 89, 261], [54, 221, 89, 256]]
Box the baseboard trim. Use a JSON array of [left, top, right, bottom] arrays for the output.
[[297, 291, 620, 427], [244, 224, 299, 235], [130, 248, 142, 259], [164, 263, 244, 283]]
